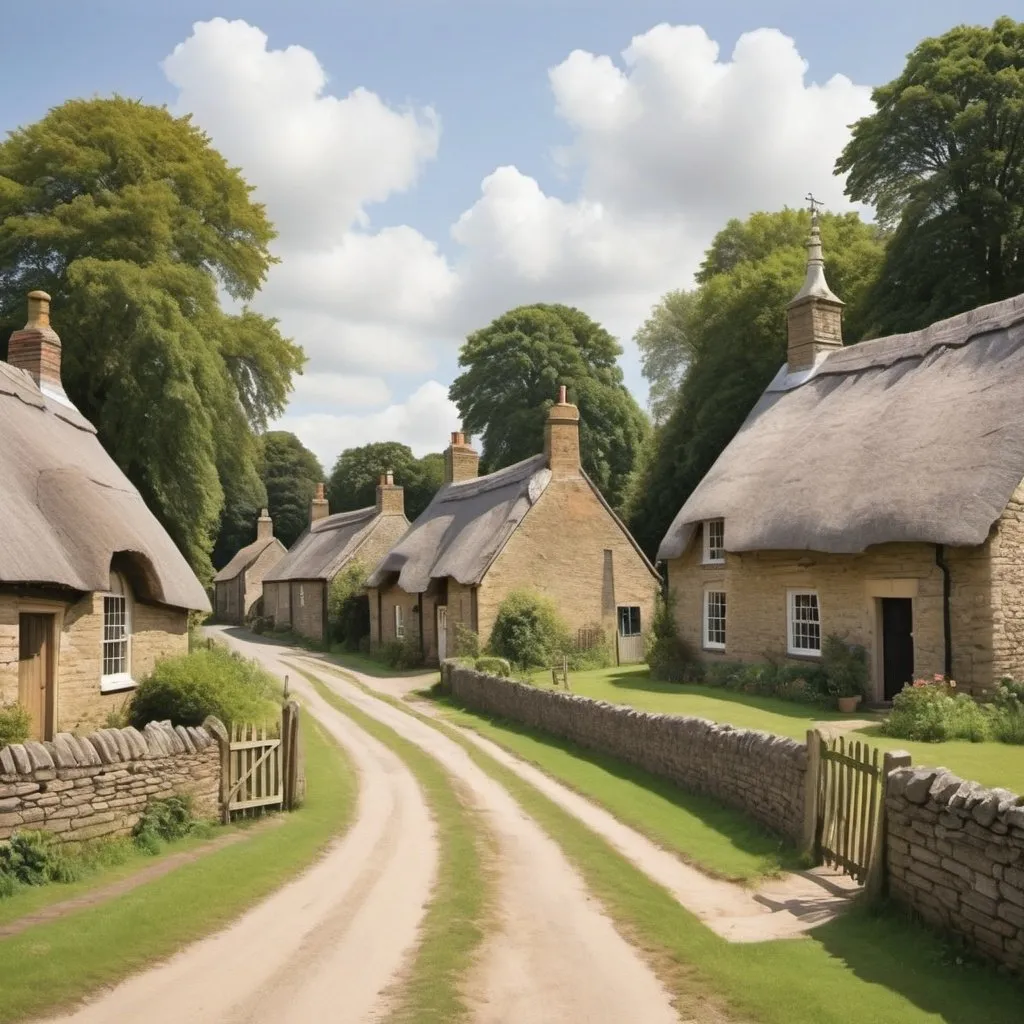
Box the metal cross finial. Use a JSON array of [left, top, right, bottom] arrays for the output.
[[805, 192, 823, 217]]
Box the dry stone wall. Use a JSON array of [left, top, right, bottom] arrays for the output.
[[0, 721, 220, 843], [446, 664, 806, 840], [885, 767, 1024, 973]]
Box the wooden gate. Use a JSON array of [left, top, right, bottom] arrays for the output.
[[224, 721, 283, 820], [814, 733, 882, 884]]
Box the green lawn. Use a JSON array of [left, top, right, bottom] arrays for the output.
[[0, 712, 358, 1023], [535, 665, 1024, 793], [324, 648, 437, 680]]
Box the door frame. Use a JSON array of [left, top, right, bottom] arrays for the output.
[[17, 601, 63, 740], [865, 580, 918, 702], [436, 605, 448, 663]]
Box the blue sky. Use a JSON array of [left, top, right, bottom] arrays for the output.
[[2, 3, 1011, 465]]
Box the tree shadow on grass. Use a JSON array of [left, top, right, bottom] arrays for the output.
[[431, 693, 803, 880], [808, 902, 1024, 1023]]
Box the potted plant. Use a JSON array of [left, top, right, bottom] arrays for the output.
[[822, 634, 868, 713]]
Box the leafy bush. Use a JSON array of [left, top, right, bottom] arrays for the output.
[[475, 656, 511, 677], [489, 591, 570, 669], [129, 647, 278, 728], [701, 659, 829, 704], [328, 562, 370, 650], [379, 636, 425, 670], [821, 634, 869, 699], [0, 831, 80, 886], [452, 622, 481, 659], [104, 699, 131, 730], [564, 623, 613, 671], [989, 678, 1024, 745], [882, 676, 990, 742], [132, 795, 202, 854], [0, 701, 31, 746], [646, 590, 702, 683]]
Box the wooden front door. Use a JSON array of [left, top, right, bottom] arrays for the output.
[[881, 598, 914, 700], [18, 614, 55, 740]]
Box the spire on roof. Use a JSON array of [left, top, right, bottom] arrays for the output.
[[788, 194, 843, 308]]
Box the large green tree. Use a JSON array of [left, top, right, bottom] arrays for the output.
[[0, 97, 304, 579], [449, 304, 649, 510], [328, 441, 444, 522], [633, 289, 698, 426], [262, 432, 324, 549], [625, 210, 886, 558], [836, 17, 1024, 334]]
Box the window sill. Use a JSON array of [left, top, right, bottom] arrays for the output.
[[786, 650, 822, 661], [701, 559, 726, 568], [702, 644, 727, 653], [100, 675, 137, 694]]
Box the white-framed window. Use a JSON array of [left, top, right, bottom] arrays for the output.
[[617, 606, 641, 637], [788, 590, 821, 656], [702, 519, 725, 564], [703, 590, 726, 650], [395, 604, 405, 640], [101, 572, 133, 692]]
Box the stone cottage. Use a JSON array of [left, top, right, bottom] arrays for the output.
[[0, 291, 210, 739], [367, 390, 660, 665], [212, 509, 286, 626], [657, 212, 1024, 700], [263, 476, 410, 643]]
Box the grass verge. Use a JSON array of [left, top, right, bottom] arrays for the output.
[[290, 665, 490, 1024], [0, 711, 357, 1023]]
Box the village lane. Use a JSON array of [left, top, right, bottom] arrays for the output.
[[40, 633, 439, 1024]]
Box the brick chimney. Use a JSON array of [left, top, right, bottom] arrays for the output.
[[376, 469, 405, 516], [444, 431, 479, 484], [544, 385, 581, 478], [310, 482, 329, 524], [256, 508, 273, 541], [786, 208, 844, 372], [7, 291, 65, 398]]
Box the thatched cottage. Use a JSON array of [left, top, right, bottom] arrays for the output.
[[212, 509, 286, 626], [1, 292, 210, 739], [657, 213, 1024, 700], [367, 390, 660, 665], [263, 476, 410, 642]]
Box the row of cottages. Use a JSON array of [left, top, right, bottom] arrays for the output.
[[262, 475, 410, 642], [657, 213, 1024, 702], [366, 388, 660, 664], [1, 292, 209, 740], [211, 509, 286, 625]]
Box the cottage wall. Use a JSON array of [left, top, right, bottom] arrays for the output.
[[358, 516, 413, 576], [373, 584, 422, 649], [290, 580, 327, 642], [243, 543, 284, 620], [987, 480, 1024, 684]]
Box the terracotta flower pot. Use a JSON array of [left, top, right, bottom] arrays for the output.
[[837, 695, 862, 714]]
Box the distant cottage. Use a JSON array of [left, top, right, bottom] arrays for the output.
[[657, 213, 1024, 700], [212, 509, 286, 626], [263, 475, 410, 643], [0, 292, 209, 738], [367, 389, 659, 665]]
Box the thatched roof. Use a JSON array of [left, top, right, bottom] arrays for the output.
[[212, 536, 284, 584], [367, 455, 552, 593], [0, 361, 210, 611], [658, 293, 1024, 560], [265, 507, 378, 583]]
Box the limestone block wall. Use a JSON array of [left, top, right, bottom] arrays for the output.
[[446, 664, 806, 840], [885, 767, 1024, 974], [0, 721, 220, 843], [291, 580, 326, 642]]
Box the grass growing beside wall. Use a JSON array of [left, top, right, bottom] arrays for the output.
[[0, 712, 357, 1023]]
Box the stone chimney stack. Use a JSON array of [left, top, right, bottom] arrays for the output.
[[376, 469, 405, 516], [786, 207, 844, 372], [7, 291, 65, 397], [310, 482, 329, 525], [444, 431, 480, 485], [544, 385, 581, 478], [256, 508, 273, 541]]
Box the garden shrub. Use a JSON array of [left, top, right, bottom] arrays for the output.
[[700, 659, 828, 704], [475, 656, 511, 677], [0, 701, 31, 746], [489, 590, 570, 669], [132, 795, 204, 854], [989, 678, 1024, 745], [564, 622, 614, 671], [882, 676, 990, 742], [379, 636, 425, 670], [0, 831, 80, 886], [646, 591, 702, 683], [821, 634, 869, 699], [328, 562, 370, 650], [129, 647, 278, 728], [452, 622, 481, 659]]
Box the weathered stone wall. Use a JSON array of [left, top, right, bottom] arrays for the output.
[[0, 720, 221, 843], [446, 664, 806, 840], [885, 767, 1024, 974], [244, 543, 285, 620], [988, 480, 1024, 685], [290, 580, 326, 642]]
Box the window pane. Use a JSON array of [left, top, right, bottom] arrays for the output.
[[790, 593, 821, 652], [705, 591, 726, 647], [707, 519, 725, 561], [103, 595, 128, 676]]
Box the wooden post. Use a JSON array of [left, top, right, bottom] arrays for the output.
[[802, 728, 822, 863], [282, 700, 300, 810], [280, 703, 292, 810], [864, 748, 913, 903], [202, 715, 231, 825]]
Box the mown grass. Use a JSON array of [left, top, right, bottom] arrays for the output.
[[0, 712, 357, 1023], [533, 665, 1024, 793], [292, 666, 489, 1024]]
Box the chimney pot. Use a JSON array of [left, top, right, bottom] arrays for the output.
[[558, 384, 567, 404], [315, 482, 325, 499], [545, 386, 581, 478], [445, 430, 479, 484], [310, 482, 329, 524], [27, 291, 51, 329]]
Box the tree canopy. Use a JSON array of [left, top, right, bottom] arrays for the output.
[[328, 441, 444, 522], [449, 303, 649, 510], [262, 432, 324, 549], [0, 97, 304, 579], [625, 209, 886, 558], [836, 16, 1024, 334], [633, 289, 698, 426]]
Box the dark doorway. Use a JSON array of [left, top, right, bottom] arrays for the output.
[[881, 598, 914, 700], [19, 613, 55, 740]]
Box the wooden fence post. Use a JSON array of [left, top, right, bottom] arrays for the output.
[[864, 748, 913, 903], [802, 728, 822, 863], [281, 700, 301, 810]]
